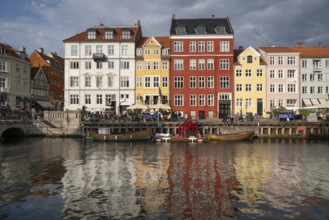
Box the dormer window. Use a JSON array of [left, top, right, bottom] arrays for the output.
[[195, 25, 207, 34], [0, 47, 5, 55], [215, 25, 227, 34], [122, 29, 131, 39], [105, 29, 114, 39], [247, 55, 253, 63], [176, 25, 187, 34], [87, 29, 96, 39]]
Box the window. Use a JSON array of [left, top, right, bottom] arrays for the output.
[[207, 59, 214, 70], [70, 62, 79, 69], [302, 74, 307, 81], [105, 94, 112, 105], [136, 48, 142, 56], [153, 62, 159, 70], [257, 84, 262, 91], [96, 76, 102, 87], [198, 59, 205, 70], [207, 94, 214, 106], [162, 61, 168, 70], [108, 61, 114, 69], [287, 70, 295, 78], [0, 78, 6, 88], [198, 41, 205, 52], [174, 76, 184, 88], [145, 49, 150, 55], [190, 59, 196, 70], [174, 41, 183, 52], [96, 94, 103, 104], [190, 76, 196, 88], [96, 45, 102, 53], [190, 94, 196, 106], [189, 41, 196, 52], [120, 76, 129, 87], [318, 73, 323, 81], [247, 56, 253, 63], [85, 76, 91, 87], [0, 47, 5, 55], [270, 100, 275, 109], [154, 49, 159, 55], [236, 84, 242, 91], [198, 94, 205, 106], [121, 45, 128, 56], [220, 41, 229, 52], [246, 98, 252, 107], [236, 98, 242, 107], [122, 30, 131, 39], [16, 64, 20, 73], [220, 76, 229, 88], [270, 70, 275, 78], [145, 76, 151, 87], [162, 48, 169, 56], [220, 59, 229, 70], [107, 76, 114, 87], [174, 94, 183, 106], [245, 84, 251, 91], [85, 61, 91, 69], [270, 84, 275, 93], [287, 99, 296, 107], [153, 76, 159, 87], [174, 60, 184, 70], [96, 61, 102, 69], [207, 41, 214, 52], [302, 86, 307, 94], [121, 61, 129, 69], [85, 45, 91, 56], [278, 84, 284, 92], [88, 31, 96, 39], [270, 57, 275, 65], [207, 76, 214, 88], [310, 86, 315, 94], [162, 76, 168, 87], [278, 70, 284, 78], [302, 60, 307, 68], [245, 69, 251, 77], [318, 86, 323, 94], [198, 76, 205, 88], [288, 56, 295, 65], [70, 76, 79, 87], [108, 45, 114, 55], [85, 94, 91, 104], [136, 62, 142, 70], [310, 73, 315, 81], [236, 69, 242, 77], [105, 30, 113, 39], [278, 99, 284, 107], [70, 94, 79, 104], [71, 45, 78, 56], [278, 56, 283, 65], [257, 69, 263, 77], [145, 62, 151, 70]]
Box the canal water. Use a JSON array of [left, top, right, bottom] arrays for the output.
[[0, 138, 329, 220]]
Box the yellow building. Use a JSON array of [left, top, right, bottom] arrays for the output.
[[234, 46, 267, 118], [135, 36, 170, 105]]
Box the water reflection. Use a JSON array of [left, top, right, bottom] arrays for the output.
[[0, 138, 329, 219]]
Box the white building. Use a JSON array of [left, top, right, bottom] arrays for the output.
[[0, 42, 31, 115], [63, 21, 142, 113]]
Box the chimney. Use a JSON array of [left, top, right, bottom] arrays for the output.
[[211, 14, 215, 18], [38, 47, 44, 53], [238, 46, 244, 50], [172, 14, 176, 20], [20, 47, 26, 54], [317, 41, 323, 47], [136, 20, 140, 26]]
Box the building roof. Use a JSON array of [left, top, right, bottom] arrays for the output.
[[136, 36, 170, 48], [29, 50, 64, 69], [63, 22, 142, 43], [0, 42, 30, 62], [233, 47, 267, 65], [170, 15, 234, 35], [258, 46, 298, 53], [291, 47, 329, 58]]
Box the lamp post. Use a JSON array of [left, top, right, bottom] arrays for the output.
[[240, 98, 243, 122]]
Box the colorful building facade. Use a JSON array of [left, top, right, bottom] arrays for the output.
[[169, 15, 234, 119], [234, 46, 267, 117], [135, 36, 170, 105]]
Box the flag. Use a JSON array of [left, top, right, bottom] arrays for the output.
[[158, 87, 163, 101]]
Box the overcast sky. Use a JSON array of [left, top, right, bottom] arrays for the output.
[[1, 0, 329, 56]]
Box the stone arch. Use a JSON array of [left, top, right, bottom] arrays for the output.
[[1, 127, 25, 138]]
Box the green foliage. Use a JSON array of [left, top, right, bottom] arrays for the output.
[[298, 109, 311, 118]]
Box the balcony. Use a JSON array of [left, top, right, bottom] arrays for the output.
[[92, 53, 105, 62], [313, 65, 322, 71]]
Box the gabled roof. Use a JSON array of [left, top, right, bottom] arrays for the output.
[[63, 22, 142, 43], [136, 36, 170, 48], [29, 50, 63, 69], [234, 46, 267, 65], [31, 67, 49, 81], [48, 52, 64, 65], [170, 16, 234, 35], [0, 42, 30, 62], [291, 47, 329, 58]]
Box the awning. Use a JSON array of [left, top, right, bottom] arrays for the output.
[[310, 98, 320, 106], [36, 101, 54, 109], [302, 99, 312, 107], [318, 98, 327, 105]]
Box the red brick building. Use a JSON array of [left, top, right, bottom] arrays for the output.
[[169, 15, 234, 119]]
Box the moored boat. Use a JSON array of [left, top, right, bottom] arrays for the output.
[[207, 130, 255, 141], [85, 128, 153, 141]]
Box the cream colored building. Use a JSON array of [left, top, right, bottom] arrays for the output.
[[234, 46, 267, 117], [135, 36, 170, 105]]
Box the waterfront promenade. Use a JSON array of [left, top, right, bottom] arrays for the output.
[[0, 110, 329, 139]]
